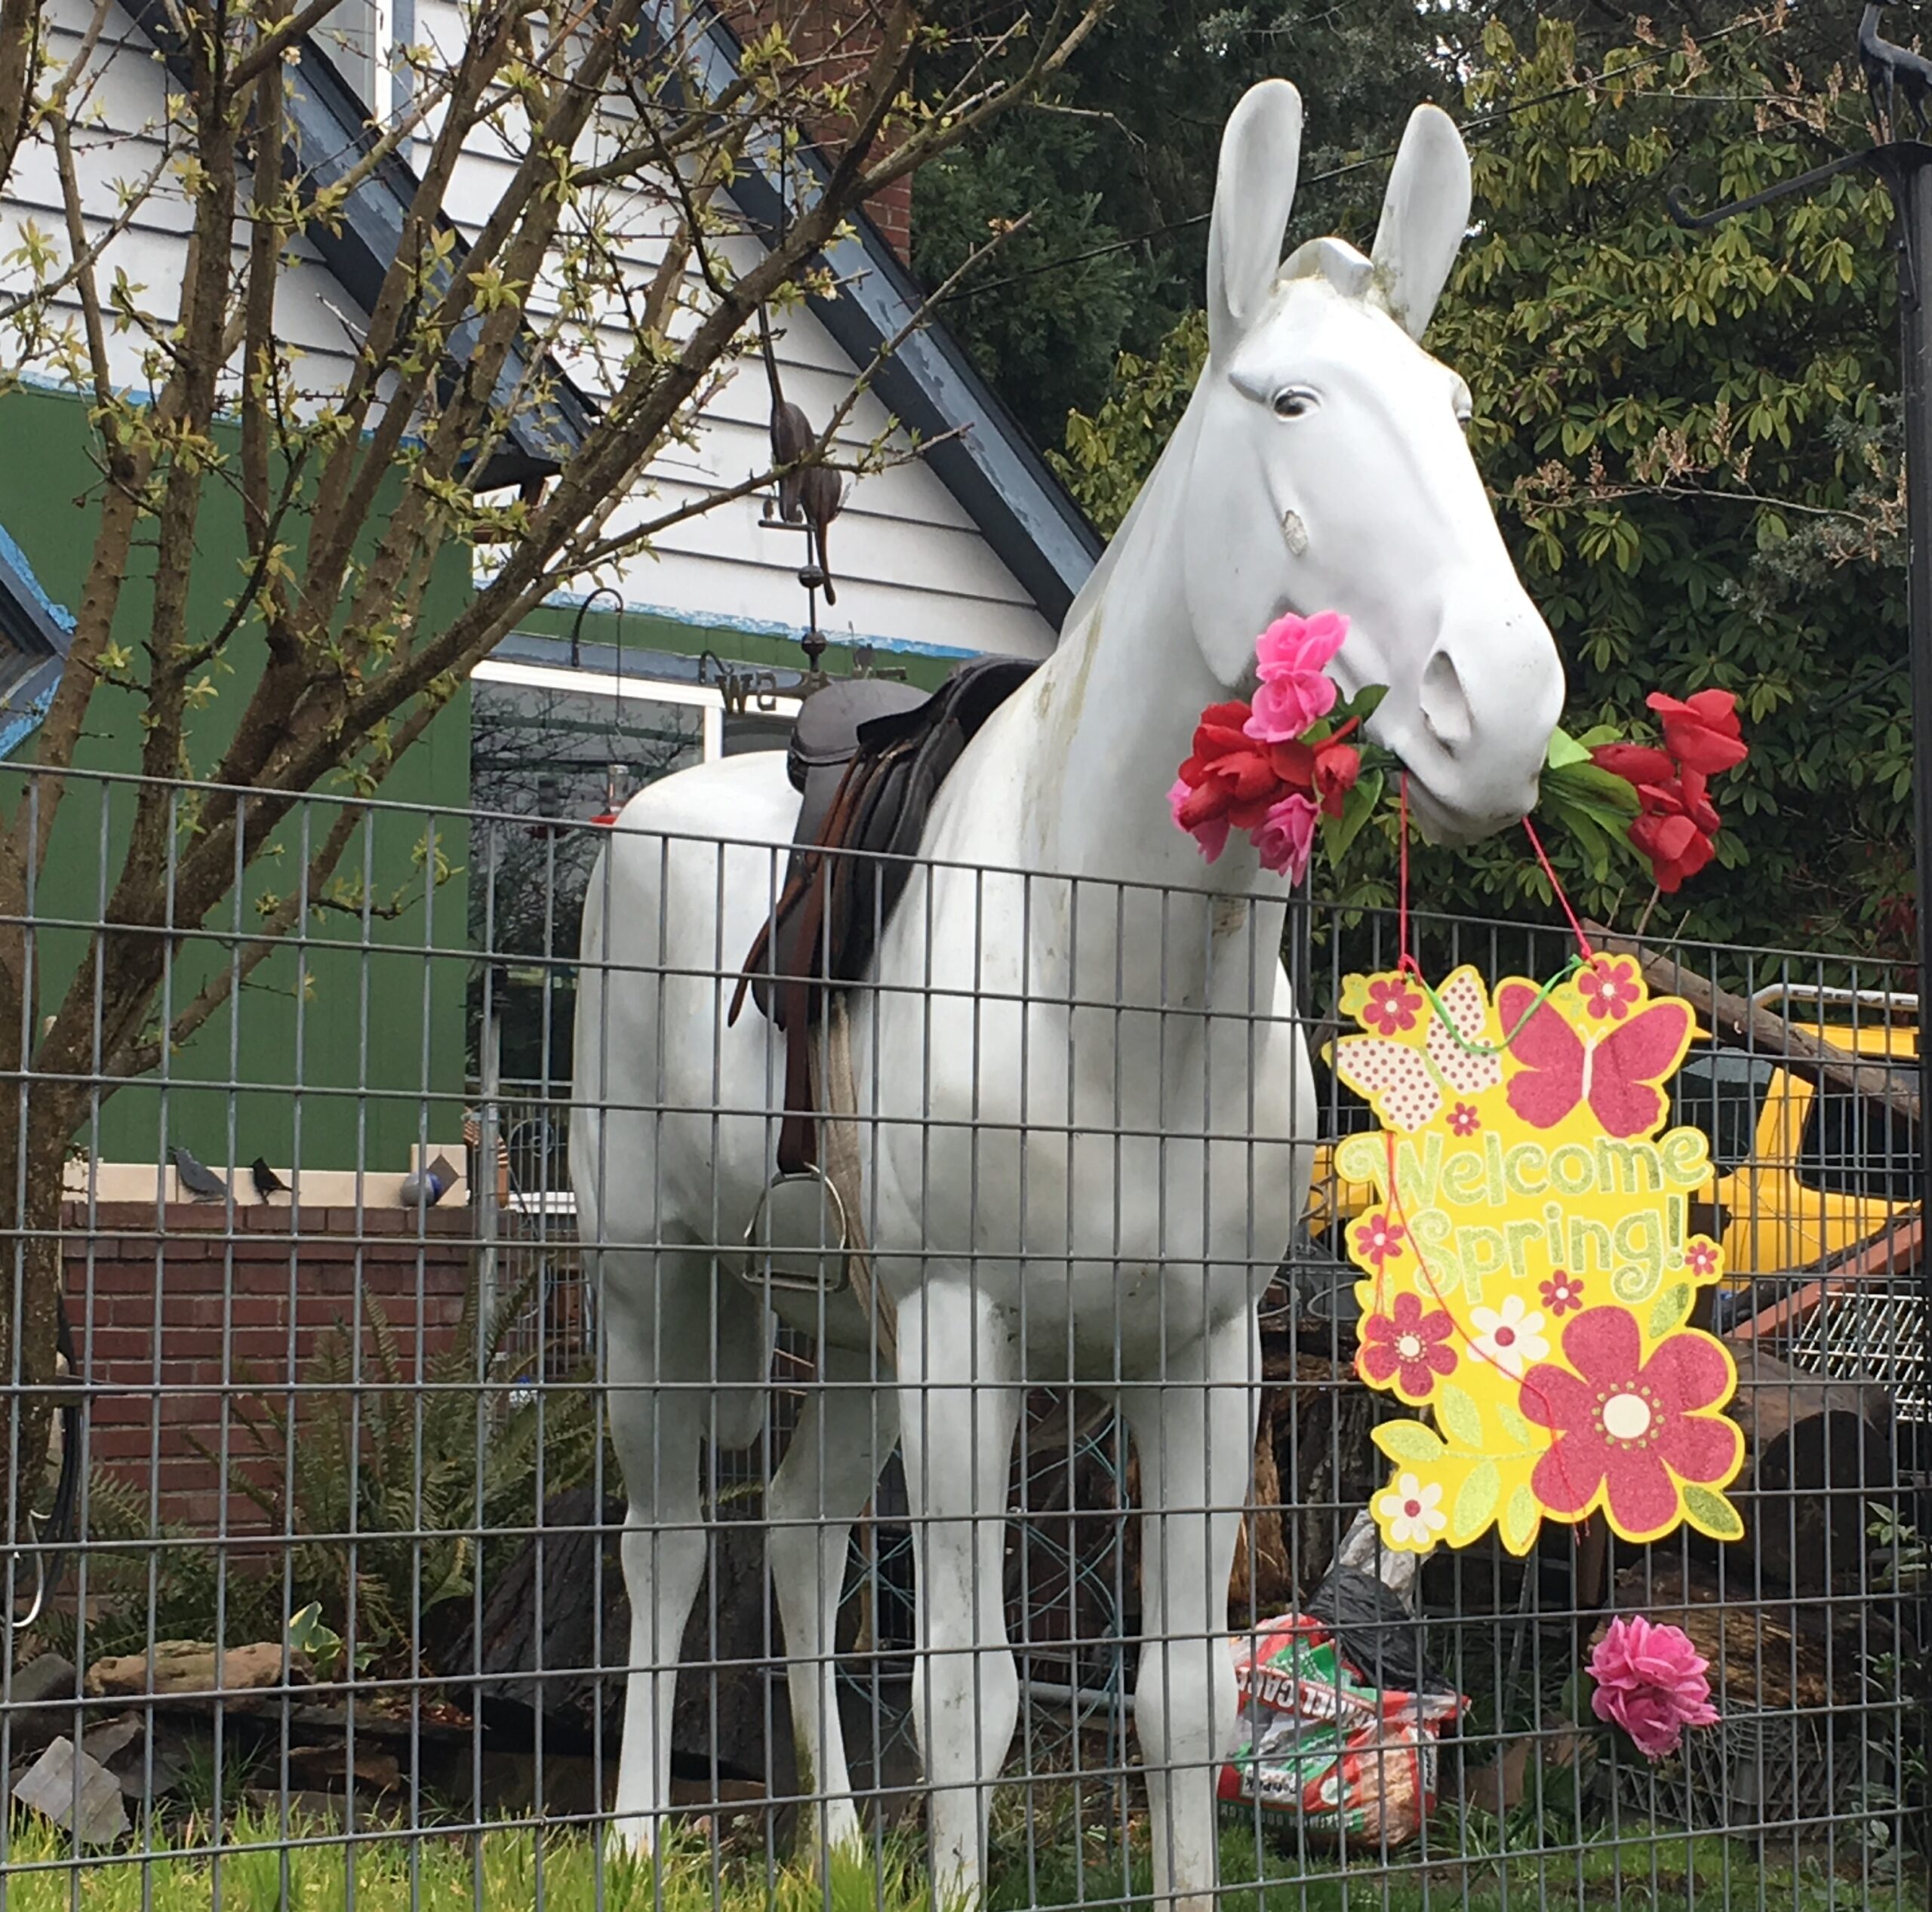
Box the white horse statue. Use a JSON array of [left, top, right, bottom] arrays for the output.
[[573, 78, 1563, 1912]]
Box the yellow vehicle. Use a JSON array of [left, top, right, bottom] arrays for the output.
[[1305, 984, 1920, 1285]]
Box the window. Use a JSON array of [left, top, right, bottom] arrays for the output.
[[1798, 1074, 1921, 1203], [468, 659, 798, 1088], [1669, 1050, 1777, 1176]]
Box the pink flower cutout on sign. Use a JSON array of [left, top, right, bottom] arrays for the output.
[[1520, 1308, 1740, 1542], [1539, 1269, 1585, 1317], [1244, 611, 1346, 744], [1588, 1615, 1718, 1759], [1357, 1290, 1457, 1400], [1578, 956, 1643, 1022], [1361, 976, 1423, 1036]]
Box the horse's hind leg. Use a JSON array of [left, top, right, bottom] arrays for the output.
[[768, 1342, 897, 1855], [601, 1243, 767, 1855]]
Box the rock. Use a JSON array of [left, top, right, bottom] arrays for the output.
[[8, 1653, 78, 1707], [13, 1736, 129, 1845], [83, 1641, 306, 1701]]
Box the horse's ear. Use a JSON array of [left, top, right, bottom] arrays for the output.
[[1206, 78, 1303, 364], [1369, 104, 1472, 341]]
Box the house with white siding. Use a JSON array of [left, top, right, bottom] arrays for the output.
[[0, 0, 1103, 1154]]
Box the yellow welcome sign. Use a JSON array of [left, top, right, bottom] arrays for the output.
[[1331, 958, 1746, 1556]]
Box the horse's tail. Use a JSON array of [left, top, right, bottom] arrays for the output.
[[569, 838, 608, 1256]]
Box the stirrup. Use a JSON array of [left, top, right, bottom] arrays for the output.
[[743, 1167, 852, 1296]]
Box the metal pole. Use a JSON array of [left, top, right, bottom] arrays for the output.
[[1890, 149, 1932, 1271]]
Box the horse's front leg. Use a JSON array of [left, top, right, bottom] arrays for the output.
[[896, 1281, 1023, 1907], [1118, 1308, 1260, 1912]]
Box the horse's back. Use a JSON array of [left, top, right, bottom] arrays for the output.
[[573, 752, 801, 1242]]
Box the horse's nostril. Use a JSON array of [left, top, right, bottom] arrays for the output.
[[1419, 647, 1473, 755]]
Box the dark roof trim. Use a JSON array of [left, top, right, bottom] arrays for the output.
[[0, 521, 75, 754], [682, 22, 1102, 627], [115, 0, 598, 490]]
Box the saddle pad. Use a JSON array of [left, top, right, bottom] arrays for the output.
[[746, 655, 1038, 1027]]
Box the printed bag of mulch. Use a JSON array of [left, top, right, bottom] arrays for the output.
[[1217, 1609, 1465, 1846]]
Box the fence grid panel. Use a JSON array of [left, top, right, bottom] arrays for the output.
[[0, 761, 1924, 1912]]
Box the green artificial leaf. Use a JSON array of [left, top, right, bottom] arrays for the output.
[[1648, 1283, 1693, 1341], [1545, 726, 1591, 770], [1681, 1483, 1746, 1542], [1324, 768, 1385, 866], [1343, 683, 1390, 723], [1451, 1462, 1502, 1545], [1435, 1382, 1484, 1452], [1540, 761, 1642, 819], [1500, 1483, 1541, 1557], [1372, 1419, 1446, 1466]]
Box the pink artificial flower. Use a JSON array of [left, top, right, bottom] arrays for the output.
[[1588, 1615, 1719, 1760], [1168, 776, 1231, 864], [1251, 792, 1318, 881], [1244, 611, 1347, 743]]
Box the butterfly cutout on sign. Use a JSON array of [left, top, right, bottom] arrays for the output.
[[1494, 982, 1691, 1138], [1334, 969, 1500, 1133]]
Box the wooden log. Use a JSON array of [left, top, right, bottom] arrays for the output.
[[1721, 1342, 1895, 1594], [1582, 921, 1919, 1126]]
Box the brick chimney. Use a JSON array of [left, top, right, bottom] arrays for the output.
[[730, 1, 914, 266]]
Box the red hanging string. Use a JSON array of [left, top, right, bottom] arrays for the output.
[[1358, 779, 1589, 1532], [1522, 814, 1595, 962], [1395, 773, 1420, 976]]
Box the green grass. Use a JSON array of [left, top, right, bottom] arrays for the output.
[[0, 1812, 1921, 1911]]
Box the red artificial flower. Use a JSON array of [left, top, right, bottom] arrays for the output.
[[1357, 1290, 1458, 1400], [1590, 742, 1675, 788], [1646, 689, 1749, 776], [1628, 810, 1717, 893], [1311, 737, 1361, 819], [1521, 1308, 1740, 1541]]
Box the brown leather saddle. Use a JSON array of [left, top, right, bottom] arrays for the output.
[[730, 655, 1038, 1176]]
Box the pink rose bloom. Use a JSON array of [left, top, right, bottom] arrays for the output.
[[1251, 792, 1318, 881], [1244, 611, 1348, 744], [1168, 776, 1229, 862], [1588, 1615, 1718, 1760]]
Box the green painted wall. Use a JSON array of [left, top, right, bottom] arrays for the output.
[[0, 384, 472, 1176]]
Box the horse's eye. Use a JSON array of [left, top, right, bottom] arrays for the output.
[[1272, 388, 1315, 420]]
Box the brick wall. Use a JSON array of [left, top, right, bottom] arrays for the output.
[[730, 0, 914, 266], [63, 1203, 475, 1536]]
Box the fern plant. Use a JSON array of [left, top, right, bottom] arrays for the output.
[[209, 1269, 601, 1674], [33, 1465, 281, 1662]]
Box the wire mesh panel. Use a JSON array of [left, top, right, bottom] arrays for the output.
[[0, 763, 1924, 1912]]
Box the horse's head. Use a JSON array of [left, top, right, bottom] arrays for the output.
[[1181, 79, 1563, 845]]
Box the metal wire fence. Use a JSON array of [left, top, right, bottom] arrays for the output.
[[0, 761, 1925, 1911]]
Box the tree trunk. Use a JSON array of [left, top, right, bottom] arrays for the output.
[[0, 1102, 73, 1560]]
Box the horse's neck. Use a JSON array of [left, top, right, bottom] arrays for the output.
[[1011, 401, 1292, 1020]]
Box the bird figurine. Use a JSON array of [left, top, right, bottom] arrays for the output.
[[171, 1144, 228, 1203], [250, 1157, 289, 1202], [1862, 5, 1932, 141], [398, 1153, 458, 1210], [758, 305, 843, 605]]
